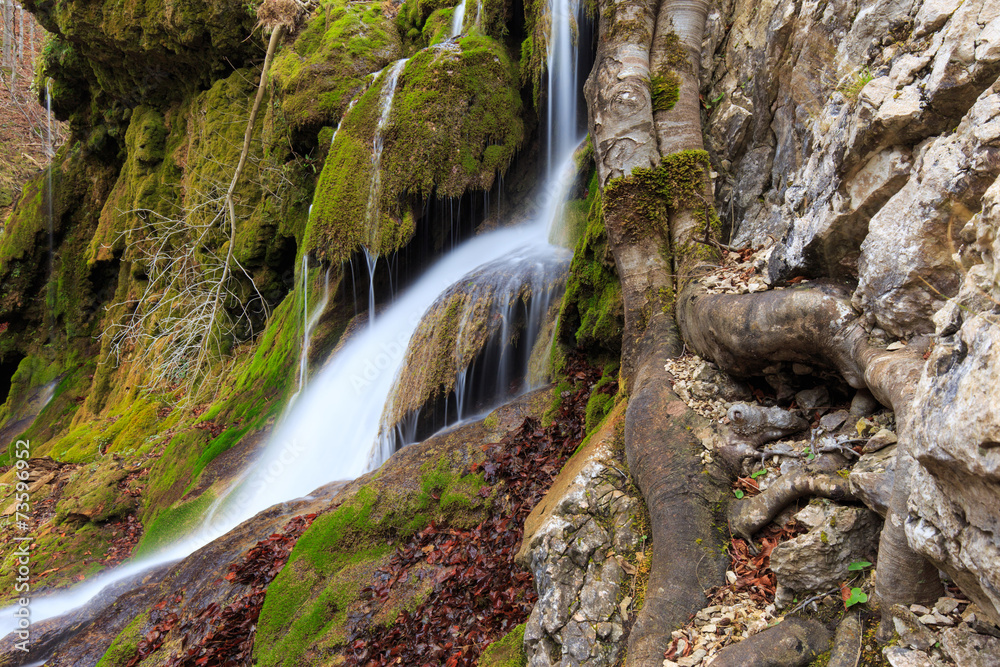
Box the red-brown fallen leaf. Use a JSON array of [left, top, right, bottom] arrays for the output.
[[346, 353, 606, 667]]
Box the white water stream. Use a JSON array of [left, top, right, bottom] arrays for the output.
[[0, 0, 586, 647], [451, 0, 466, 37]]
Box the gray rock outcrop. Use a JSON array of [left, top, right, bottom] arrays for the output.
[[770, 502, 881, 604], [517, 407, 641, 666]]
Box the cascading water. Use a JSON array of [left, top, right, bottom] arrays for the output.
[[296, 256, 331, 395], [372, 246, 570, 464], [329, 98, 358, 147], [45, 81, 54, 337], [362, 58, 408, 325], [450, 0, 466, 37], [0, 0, 588, 644], [546, 0, 581, 178]]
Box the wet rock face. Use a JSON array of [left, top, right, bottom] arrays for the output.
[[518, 420, 640, 667], [705, 0, 1000, 334]]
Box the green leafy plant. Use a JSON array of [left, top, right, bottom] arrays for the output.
[[844, 587, 868, 608], [701, 91, 725, 110], [848, 560, 873, 572], [838, 66, 875, 100], [733, 489, 744, 499], [750, 469, 768, 480]]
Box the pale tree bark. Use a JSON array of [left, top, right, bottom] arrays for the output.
[[586, 2, 730, 666], [586, 0, 941, 657]]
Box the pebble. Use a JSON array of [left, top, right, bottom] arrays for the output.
[[677, 649, 707, 666], [934, 597, 961, 615]]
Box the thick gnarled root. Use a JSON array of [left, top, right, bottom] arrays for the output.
[[677, 281, 943, 631], [728, 470, 855, 540], [706, 616, 831, 667]]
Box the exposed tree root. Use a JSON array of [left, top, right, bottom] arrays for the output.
[[828, 611, 862, 667], [728, 470, 855, 541], [706, 616, 831, 667], [677, 280, 943, 637], [623, 315, 731, 666]]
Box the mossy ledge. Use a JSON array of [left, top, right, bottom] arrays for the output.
[[304, 33, 525, 262], [254, 408, 503, 665]]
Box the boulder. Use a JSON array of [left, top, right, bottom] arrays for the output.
[[770, 503, 881, 600]]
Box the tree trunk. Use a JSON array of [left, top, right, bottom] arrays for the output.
[[585, 2, 729, 665]]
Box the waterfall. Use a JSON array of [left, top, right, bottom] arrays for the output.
[[0, 0, 588, 642], [365, 58, 406, 245], [451, 0, 466, 37], [330, 98, 358, 147], [296, 256, 331, 395], [546, 0, 582, 178], [45, 81, 54, 337], [362, 58, 407, 325]]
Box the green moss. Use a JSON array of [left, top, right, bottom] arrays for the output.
[[422, 7, 456, 45], [255, 452, 494, 665], [0, 521, 110, 602], [270, 0, 401, 143], [656, 32, 691, 72], [650, 71, 680, 112], [56, 461, 136, 523], [95, 610, 150, 667], [479, 623, 528, 667], [415, 456, 489, 521], [135, 491, 215, 558], [603, 149, 713, 243], [34, 0, 258, 108], [306, 34, 524, 262], [584, 369, 618, 433], [557, 179, 624, 361]]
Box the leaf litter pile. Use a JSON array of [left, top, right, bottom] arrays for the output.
[[124, 512, 317, 666], [664, 481, 807, 666], [346, 354, 603, 666]]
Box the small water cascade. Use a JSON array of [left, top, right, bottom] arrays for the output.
[[361, 58, 407, 325], [372, 245, 570, 463], [329, 98, 358, 147], [362, 247, 379, 327], [296, 256, 331, 394], [451, 0, 466, 37], [0, 0, 589, 642]]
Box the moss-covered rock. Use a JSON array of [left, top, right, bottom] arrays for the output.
[[305, 34, 524, 262], [480, 623, 528, 667], [381, 248, 567, 436], [255, 415, 500, 665], [56, 460, 136, 523], [24, 0, 258, 109], [269, 0, 402, 145], [557, 177, 624, 360]]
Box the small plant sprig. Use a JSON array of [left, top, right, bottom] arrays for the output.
[[837, 66, 875, 100], [842, 560, 873, 608]]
